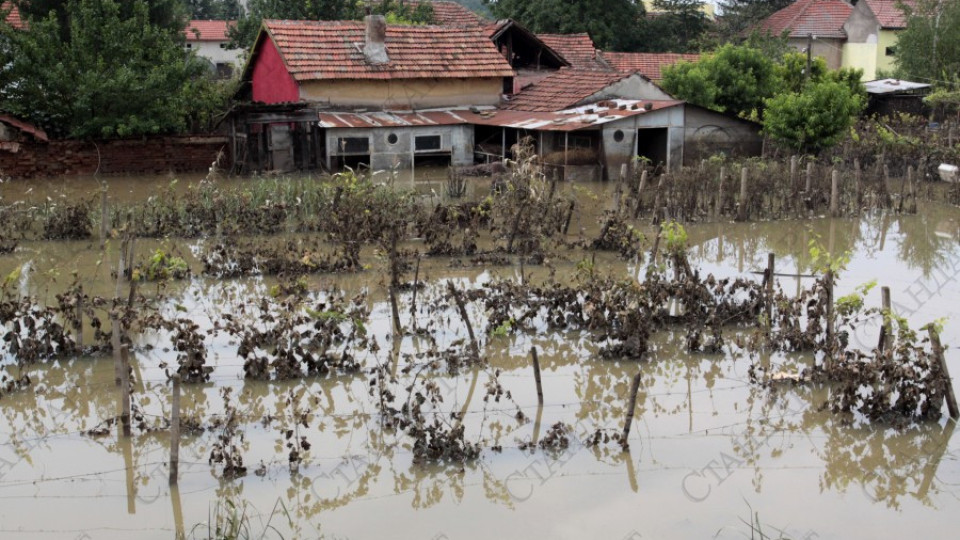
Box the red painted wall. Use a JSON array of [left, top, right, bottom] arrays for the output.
[[251, 38, 300, 104]]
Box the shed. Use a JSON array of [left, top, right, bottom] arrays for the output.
[[864, 79, 932, 117]]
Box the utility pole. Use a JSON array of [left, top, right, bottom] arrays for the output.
[[805, 33, 813, 82]]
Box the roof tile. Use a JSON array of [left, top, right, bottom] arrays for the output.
[[186, 20, 235, 41], [864, 0, 912, 29], [603, 52, 700, 81], [263, 20, 514, 81], [2, 1, 23, 29], [405, 1, 487, 27], [536, 33, 606, 70], [755, 0, 853, 39], [504, 69, 634, 112]]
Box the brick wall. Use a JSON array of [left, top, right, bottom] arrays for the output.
[[0, 136, 229, 179]]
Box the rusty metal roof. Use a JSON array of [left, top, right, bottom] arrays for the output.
[[317, 99, 683, 132]]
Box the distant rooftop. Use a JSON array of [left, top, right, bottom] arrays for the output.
[[864, 79, 931, 95], [186, 20, 234, 41], [755, 0, 853, 39], [603, 52, 700, 81]]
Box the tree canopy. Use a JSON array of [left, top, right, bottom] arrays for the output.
[[638, 0, 709, 53], [187, 0, 242, 20], [661, 44, 780, 117], [230, 0, 435, 50], [0, 0, 226, 138], [485, 0, 646, 51], [895, 0, 960, 84], [764, 79, 865, 152]]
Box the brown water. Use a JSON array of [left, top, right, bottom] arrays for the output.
[[1, 172, 959, 539]]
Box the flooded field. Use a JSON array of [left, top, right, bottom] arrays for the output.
[[1, 167, 959, 539]]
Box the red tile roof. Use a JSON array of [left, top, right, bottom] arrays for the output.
[[864, 0, 912, 29], [186, 20, 234, 41], [405, 1, 487, 27], [504, 68, 634, 112], [755, 0, 853, 39], [603, 52, 700, 81], [0, 114, 48, 142], [262, 19, 514, 81], [2, 2, 23, 29], [536, 33, 605, 70]]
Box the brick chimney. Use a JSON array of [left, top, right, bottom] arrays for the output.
[[363, 15, 389, 64]]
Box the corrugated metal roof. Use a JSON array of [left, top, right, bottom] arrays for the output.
[[317, 99, 684, 132], [864, 79, 931, 95]]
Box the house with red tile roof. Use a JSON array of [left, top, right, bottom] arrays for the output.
[[2, 1, 23, 29], [601, 52, 701, 81], [185, 20, 243, 76], [231, 15, 760, 175], [536, 33, 607, 71], [755, 0, 914, 79], [404, 0, 488, 27], [236, 15, 514, 172]]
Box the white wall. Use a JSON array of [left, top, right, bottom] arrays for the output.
[[187, 40, 245, 70]]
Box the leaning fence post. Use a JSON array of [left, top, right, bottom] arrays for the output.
[[621, 371, 643, 448], [530, 346, 544, 405], [736, 166, 748, 221], [928, 328, 959, 420], [447, 281, 479, 360], [633, 169, 649, 218], [169, 373, 181, 485]]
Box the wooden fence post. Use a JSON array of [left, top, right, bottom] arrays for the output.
[[633, 169, 649, 218], [621, 371, 643, 448], [447, 281, 479, 360], [100, 186, 108, 250], [928, 328, 959, 420], [830, 169, 840, 217], [878, 286, 892, 354], [765, 253, 775, 328], [169, 374, 181, 485], [530, 347, 544, 405], [119, 342, 131, 437], [737, 166, 748, 221]]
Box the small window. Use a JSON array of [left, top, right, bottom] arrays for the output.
[[415, 135, 442, 152], [186, 43, 192, 49], [613, 130, 625, 143], [387, 133, 399, 145], [219, 43, 227, 49], [885, 46, 897, 57], [337, 137, 370, 154]]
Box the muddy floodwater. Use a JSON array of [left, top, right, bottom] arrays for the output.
[[1, 170, 959, 539]]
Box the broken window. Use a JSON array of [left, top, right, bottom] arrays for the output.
[[415, 135, 442, 152], [338, 137, 370, 154]]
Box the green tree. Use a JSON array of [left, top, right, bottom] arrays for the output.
[[0, 0, 216, 138], [764, 79, 865, 152], [230, 0, 435, 49], [636, 0, 708, 53], [716, 0, 792, 39], [485, 0, 646, 51], [896, 0, 960, 83], [187, 0, 242, 20], [661, 43, 779, 117]]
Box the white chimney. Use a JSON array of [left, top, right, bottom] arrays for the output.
[[363, 15, 389, 65]]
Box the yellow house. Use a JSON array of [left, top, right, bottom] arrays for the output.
[[842, 0, 911, 80], [757, 0, 912, 80]]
